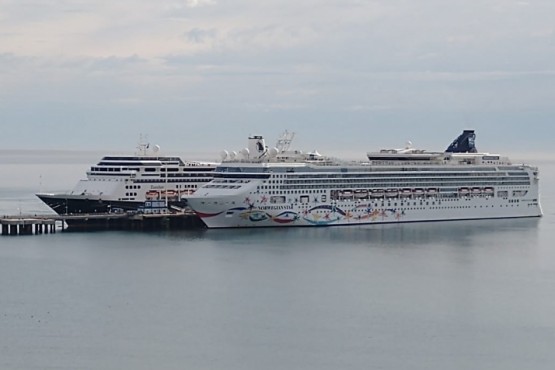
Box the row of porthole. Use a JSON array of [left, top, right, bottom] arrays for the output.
[[304, 204, 521, 213], [260, 187, 325, 193]]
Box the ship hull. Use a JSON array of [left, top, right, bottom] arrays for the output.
[[36, 193, 144, 215], [188, 194, 543, 229]]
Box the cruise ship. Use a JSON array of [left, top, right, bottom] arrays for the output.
[[37, 141, 216, 215], [185, 130, 542, 228]]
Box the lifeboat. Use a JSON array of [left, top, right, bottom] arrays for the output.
[[483, 187, 494, 195], [471, 187, 482, 195], [340, 190, 353, 199], [400, 188, 412, 198], [426, 188, 439, 198], [385, 188, 399, 198], [413, 188, 425, 197], [162, 190, 178, 199], [145, 190, 159, 199], [370, 189, 385, 198], [354, 189, 369, 199], [458, 187, 470, 196]]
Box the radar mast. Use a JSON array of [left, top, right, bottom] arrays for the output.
[[136, 134, 150, 156], [275, 130, 295, 153]]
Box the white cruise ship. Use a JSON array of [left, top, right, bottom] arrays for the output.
[[185, 130, 542, 228], [37, 141, 216, 215]]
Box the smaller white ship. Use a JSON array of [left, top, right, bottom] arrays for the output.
[[37, 140, 217, 215]]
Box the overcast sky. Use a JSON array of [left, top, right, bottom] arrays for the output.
[[1, 0, 554, 158]]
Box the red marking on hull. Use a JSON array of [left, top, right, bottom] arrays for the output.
[[195, 211, 224, 218]]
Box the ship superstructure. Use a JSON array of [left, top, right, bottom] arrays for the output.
[[37, 141, 216, 214], [185, 130, 542, 228]]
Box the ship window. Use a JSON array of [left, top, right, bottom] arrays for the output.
[[270, 196, 286, 204]]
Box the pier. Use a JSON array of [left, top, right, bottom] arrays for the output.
[[1, 210, 204, 236], [1, 217, 59, 236]]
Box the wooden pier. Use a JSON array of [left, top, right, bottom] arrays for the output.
[[1, 210, 204, 236]]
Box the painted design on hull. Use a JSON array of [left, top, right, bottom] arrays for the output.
[[301, 204, 401, 226], [237, 208, 300, 224], [197, 203, 405, 226], [196, 210, 225, 218], [243, 210, 269, 222], [272, 211, 300, 223], [301, 204, 343, 225]]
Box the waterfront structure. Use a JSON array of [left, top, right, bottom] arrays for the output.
[[185, 130, 542, 228]]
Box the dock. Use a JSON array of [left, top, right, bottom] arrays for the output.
[[1, 210, 204, 236], [1, 216, 59, 236]]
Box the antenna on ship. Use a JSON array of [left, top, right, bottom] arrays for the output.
[[136, 134, 150, 156], [275, 130, 295, 153]]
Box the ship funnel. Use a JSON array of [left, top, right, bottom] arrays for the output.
[[446, 130, 477, 153], [248, 135, 267, 159]]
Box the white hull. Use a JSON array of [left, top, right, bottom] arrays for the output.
[[185, 130, 543, 229], [188, 186, 542, 229]]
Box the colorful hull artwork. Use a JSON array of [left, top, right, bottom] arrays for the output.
[[198, 203, 405, 226]]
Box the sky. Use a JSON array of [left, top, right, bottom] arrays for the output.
[[1, 0, 554, 158]]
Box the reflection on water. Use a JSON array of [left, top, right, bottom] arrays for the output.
[[195, 217, 541, 248]]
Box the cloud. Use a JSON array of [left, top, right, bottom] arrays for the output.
[[2, 0, 553, 69], [1, 0, 555, 151], [82, 55, 147, 72], [184, 0, 216, 8], [184, 28, 218, 44]]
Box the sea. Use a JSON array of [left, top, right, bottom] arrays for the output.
[[1, 151, 555, 370]]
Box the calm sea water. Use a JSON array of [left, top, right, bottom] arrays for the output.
[[1, 152, 555, 370]]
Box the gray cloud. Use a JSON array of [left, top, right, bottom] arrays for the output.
[[184, 28, 218, 44], [0, 0, 554, 153]]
